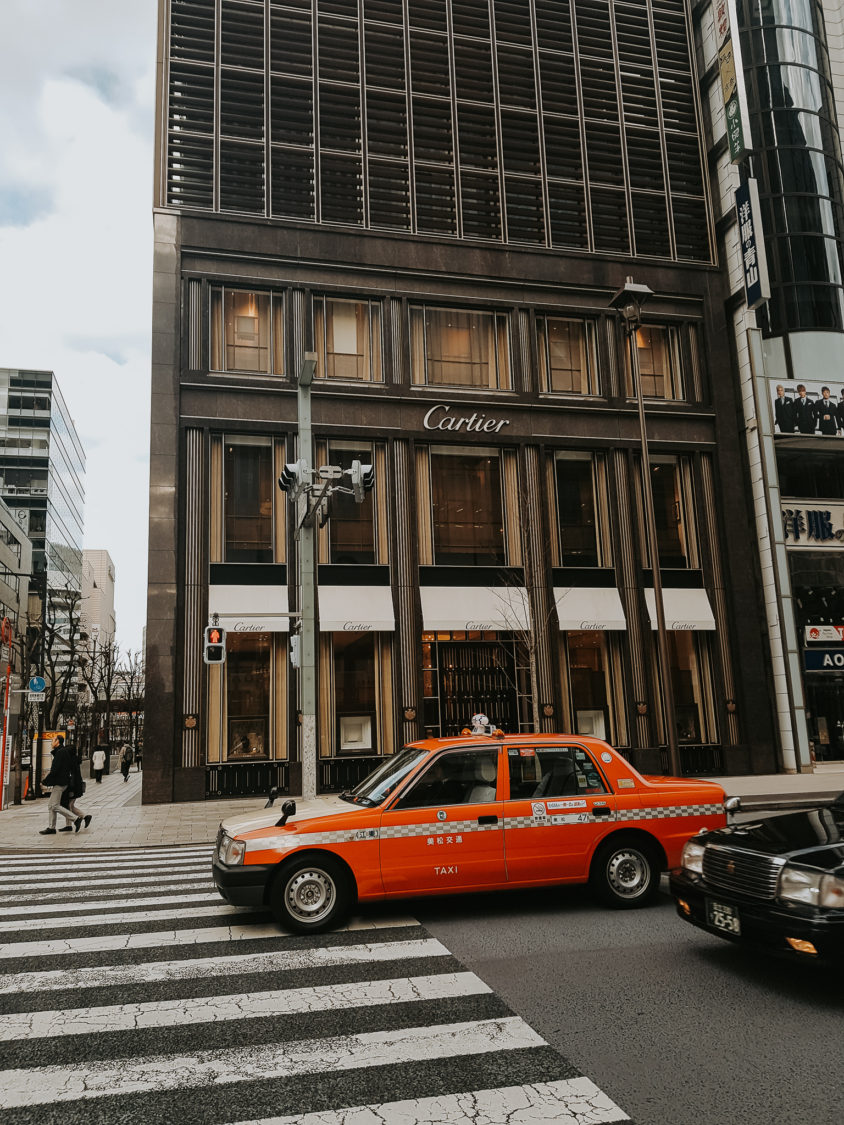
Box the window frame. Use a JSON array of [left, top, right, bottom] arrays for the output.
[[428, 444, 507, 567], [313, 295, 384, 383], [553, 450, 610, 568], [537, 315, 600, 396], [210, 286, 285, 376], [410, 304, 513, 390], [222, 434, 275, 564], [627, 323, 685, 401]]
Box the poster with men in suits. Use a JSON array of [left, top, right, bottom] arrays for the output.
[[772, 381, 844, 437]]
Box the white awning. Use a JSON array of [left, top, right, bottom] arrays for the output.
[[318, 586, 395, 632], [645, 588, 716, 631], [420, 586, 531, 631], [208, 585, 291, 633], [553, 587, 627, 631]]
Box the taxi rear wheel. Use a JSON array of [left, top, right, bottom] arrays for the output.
[[269, 855, 353, 934], [589, 838, 660, 908]]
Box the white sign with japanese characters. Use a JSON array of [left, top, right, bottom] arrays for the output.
[[782, 500, 844, 549]]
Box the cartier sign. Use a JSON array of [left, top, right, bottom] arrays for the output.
[[423, 404, 511, 435]]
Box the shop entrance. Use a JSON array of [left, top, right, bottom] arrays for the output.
[[805, 672, 844, 761], [421, 631, 531, 737]]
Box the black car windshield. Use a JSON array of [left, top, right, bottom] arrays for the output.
[[348, 748, 429, 806]]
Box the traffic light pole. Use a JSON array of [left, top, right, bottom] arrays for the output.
[[296, 354, 318, 801]]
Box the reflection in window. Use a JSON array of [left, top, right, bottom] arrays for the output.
[[410, 306, 511, 388], [648, 456, 689, 569], [668, 632, 714, 744], [430, 448, 505, 565], [226, 632, 271, 760], [555, 452, 600, 567], [567, 632, 613, 742], [629, 325, 683, 399], [537, 317, 597, 394], [333, 632, 376, 754], [210, 288, 284, 374], [315, 297, 382, 381], [224, 437, 273, 563], [328, 442, 375, 564]]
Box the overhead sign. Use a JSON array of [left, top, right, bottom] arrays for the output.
[[715, 0, 751, 162], [782, 501, 844, 548], [735, 179, 770, 311], [806, 626, 844, 643], [805, 648, 844, 671]]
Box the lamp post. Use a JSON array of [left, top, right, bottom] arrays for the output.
[[610, 278, 681, 777], [295, 352, 318, 801]]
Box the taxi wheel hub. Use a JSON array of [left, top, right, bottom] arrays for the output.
[[286, 868, 335, 922], [606, 849, 649, 898]]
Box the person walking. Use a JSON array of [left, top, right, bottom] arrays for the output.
[[91, 745, 106, 783], [64, 744, 92, 833], [39, 735, 79, 835], [120, 743, 133, 782], [135, 745, 142, 771]]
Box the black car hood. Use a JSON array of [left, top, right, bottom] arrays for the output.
[[705, 802, 844, 874]]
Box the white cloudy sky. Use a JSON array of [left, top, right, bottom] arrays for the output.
[[0, 1, 157, 650]]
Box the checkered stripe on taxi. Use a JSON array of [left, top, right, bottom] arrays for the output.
[[503, 813, 609, 829], [243, 818, 499, 853], [616, 802, 723, 821]]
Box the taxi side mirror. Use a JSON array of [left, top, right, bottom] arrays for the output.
[[264, 787, 279, 808], [725, 796, 741, 821], [276, 799, 296, 827]]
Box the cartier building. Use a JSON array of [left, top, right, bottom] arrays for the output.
[[146, 0, 780, 803]]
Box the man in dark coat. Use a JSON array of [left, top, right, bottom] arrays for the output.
[[773, 384, 796, 433], [794, 385, 816, 434], [838, 389, 844, 433], [815, 386, 838, 435], [39, 735, 78, 834]]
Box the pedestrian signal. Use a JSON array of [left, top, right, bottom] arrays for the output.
[[204, 625, 226, 665]]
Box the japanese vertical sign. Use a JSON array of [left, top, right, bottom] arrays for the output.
[[735, 178, 770, 310], [715, 0, 751, 163]]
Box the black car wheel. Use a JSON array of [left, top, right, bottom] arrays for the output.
[[590, 837, 660, 908], [269, 855, 353, 934]]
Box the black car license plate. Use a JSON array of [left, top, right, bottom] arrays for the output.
[[706, 899, 741, 935]]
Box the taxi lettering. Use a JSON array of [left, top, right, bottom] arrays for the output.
[[434, 865, 458, 876]]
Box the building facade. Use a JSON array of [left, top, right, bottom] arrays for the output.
[[82, 550, 117, 645], [693, 0, 844, 769], [147, 0, 781, 803], [0, 497, 33, 809]]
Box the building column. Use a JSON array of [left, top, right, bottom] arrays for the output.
[[180, 427, 205, 789], [392, 439, 422, 745], [519, 446, 556, 732]]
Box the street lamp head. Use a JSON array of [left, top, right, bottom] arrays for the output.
[[609, 276, 654, 331]]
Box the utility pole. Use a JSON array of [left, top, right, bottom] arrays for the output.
[[296, 353, 318, 801]]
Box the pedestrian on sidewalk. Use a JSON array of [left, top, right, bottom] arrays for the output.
[[63, 744, 92, 833], [91, 746, 106, 783], [39, 735, 78, 835], [135, 745, 142, 771], [120, 743, 133, 782]]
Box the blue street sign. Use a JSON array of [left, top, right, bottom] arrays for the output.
[[804, 649, 844, 672], [28, 675, 46, 693]]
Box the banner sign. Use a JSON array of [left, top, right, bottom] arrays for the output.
[[716, 0, 752, 162], [805, 648, 844, 671], [782, 501, 844, 548], [806, 625, 844, 642], [735, 179, 770, 311]]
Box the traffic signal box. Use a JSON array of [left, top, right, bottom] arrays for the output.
[[204, 625, 226, 664]]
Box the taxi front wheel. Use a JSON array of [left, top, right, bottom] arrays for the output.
[[269, 855, 353, 934], [589, 838, 660, 908]]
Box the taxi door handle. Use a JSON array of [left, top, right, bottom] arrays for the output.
[[592, 807, 612, 818], [477, 815, 498, 825]]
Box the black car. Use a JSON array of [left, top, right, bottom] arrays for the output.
[[670, 796, 844, 963]]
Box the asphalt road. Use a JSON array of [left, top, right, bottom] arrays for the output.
[[416, 877, 844, 1125]]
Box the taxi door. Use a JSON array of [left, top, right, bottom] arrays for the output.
[[503, 744, 616, 884], [379, 747, 505, 895]]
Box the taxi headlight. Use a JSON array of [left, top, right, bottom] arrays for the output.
[[219, 836, 245, 866], [818, 874, 844, 909], [681, 839, 706, 875], [778, 865, 822, 905]]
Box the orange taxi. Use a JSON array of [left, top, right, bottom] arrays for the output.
[[212, 734, 730, 933]]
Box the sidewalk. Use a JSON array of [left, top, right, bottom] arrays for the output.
[[1, 763, 842, 852]]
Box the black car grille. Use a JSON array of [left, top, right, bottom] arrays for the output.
[[703, 844, 786, 900]]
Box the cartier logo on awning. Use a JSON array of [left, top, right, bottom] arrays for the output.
[[423, 404, 511, 434]]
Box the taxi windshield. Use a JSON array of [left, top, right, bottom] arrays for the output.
[[347, 748, 429, 807]]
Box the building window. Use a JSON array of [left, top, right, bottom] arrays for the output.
[[314, 297, 382, 381], [224, 436, 273, 563], [555, 452, 606, 567], [627, 325, 683, 400], [333, 632, 376, 754], [210, 288, 284, 374], [225, 632, 271, 760], [327, 441, 376, 565], [667, 632, 716, 745], [537, 317, 598, 394], [640, 455, 695, 570], [410, 306, 511, 389], [430, 447, 505, 565], [566, 631, 614, 743]]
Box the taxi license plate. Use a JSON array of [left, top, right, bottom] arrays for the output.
[[706, 899, 741, 935]]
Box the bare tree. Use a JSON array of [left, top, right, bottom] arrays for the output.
[[41, 584, 85, 729], [116, 649, 145, 748], [78, 633, 120, 745]]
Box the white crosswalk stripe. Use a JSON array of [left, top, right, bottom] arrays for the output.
[[0, 843, 631, 1124]]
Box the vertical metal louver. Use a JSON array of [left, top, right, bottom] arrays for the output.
[[218, 0, 265, 214]]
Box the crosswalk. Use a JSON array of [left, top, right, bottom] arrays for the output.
[[0, 844, 631, 1123]]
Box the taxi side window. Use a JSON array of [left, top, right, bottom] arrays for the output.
[[507, 747, 608, 800], [395, 751, 499, 809]]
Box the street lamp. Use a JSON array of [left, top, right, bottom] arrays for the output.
[[609, 277, 681, 777]]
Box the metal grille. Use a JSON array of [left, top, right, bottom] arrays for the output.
[[318, 755, 383, 794], [206, 761, 290, 799], [702, 845, 785, 901]]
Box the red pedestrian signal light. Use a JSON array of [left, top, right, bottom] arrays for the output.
[[203, 624, 227, 665]]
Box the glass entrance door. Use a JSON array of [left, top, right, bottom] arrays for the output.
[[421, 632, 531, 737], [805, 672, 844, 761]]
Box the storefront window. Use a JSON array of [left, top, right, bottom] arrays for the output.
[[648, 456, 689, 569], [410, 306, 511, 389], [210, 288, 284, 374], [327, 442, 376, 564], [566, 631, 613, 741], [556, 452, 600, 567], [334, 632, 376, 754], [430, 447, 505, 565], [667, 632, 715, 744], [421, 631, 530, 737], [315, 297, 382, 381], [224, 437, 273, 563], [226, 632, 271, 760], [628, 325, 683, 400], [537, 317, 598, 394]]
